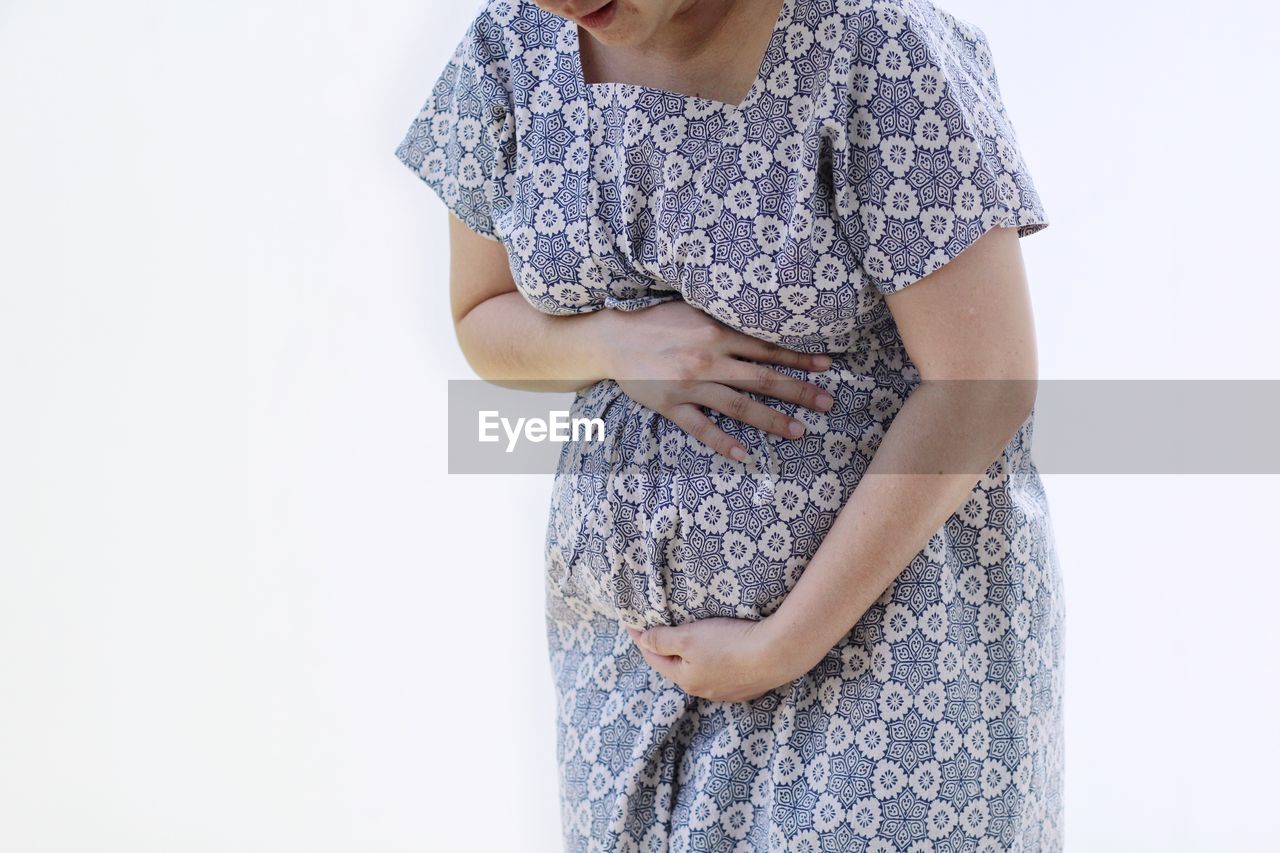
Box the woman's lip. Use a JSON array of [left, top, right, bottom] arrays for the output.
[[579, 0, 617, 29]]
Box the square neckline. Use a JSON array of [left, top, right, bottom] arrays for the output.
[[567, 0, 797, 113]]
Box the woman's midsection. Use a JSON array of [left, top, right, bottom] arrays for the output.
[[544, 345, 922, 628]]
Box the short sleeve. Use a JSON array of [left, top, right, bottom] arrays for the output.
[[393, 12, 514, 242], [832, 3, 1050, 294]]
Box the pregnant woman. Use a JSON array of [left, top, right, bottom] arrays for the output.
[[395, 0, 1065, 849]]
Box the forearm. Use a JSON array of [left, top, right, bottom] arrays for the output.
[[455, 291, 621, 393], [764, 379, 1037, 672]]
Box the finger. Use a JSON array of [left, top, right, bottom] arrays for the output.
[[693, 381, 811, 441], [626, 625, 682, 659], [720, 360, 835, 414], [640, 625, 684, 658], [624, 626, 662, 655], [729, 335, 832, 373], [631, 637, 684, 683], [666, 402, 750, 461]]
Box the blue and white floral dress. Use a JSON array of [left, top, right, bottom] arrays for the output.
[[396, 0, 1064, 849]]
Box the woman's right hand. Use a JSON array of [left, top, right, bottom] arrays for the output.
[[595, 300, 835, 461]]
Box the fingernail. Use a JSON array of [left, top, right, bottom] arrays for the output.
[[788, 420, 804, 437], [816, 393, 833, 410], [730, 445, 748, 461], [812, 354, 831, 368]]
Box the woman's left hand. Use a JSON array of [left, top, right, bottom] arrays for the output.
[[625, 616, 814, 703]]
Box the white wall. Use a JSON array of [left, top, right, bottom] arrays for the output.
[[0, 0, 1276, 850]]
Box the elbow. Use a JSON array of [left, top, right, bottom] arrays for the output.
[[455, 321, 501, 382], [984, 376, 1038, 449], [1004, 375, 1038, 424], [972, 373, 1037, 431], [1008, 355, 1040, 421], [926, 370, 1037, 441], [453, 316, 477, 369], [954, 353, 1039, 430], [453, 299, 508, 382], [457, 344, 492, 382]]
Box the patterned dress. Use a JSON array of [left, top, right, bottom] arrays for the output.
[[395, 0, 1065, 849]]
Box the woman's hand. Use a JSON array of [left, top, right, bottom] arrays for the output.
[[625, 615, 823, 703], [596, 300, 834, 461]]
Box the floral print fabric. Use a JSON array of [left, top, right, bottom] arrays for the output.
[[396, 0, 1063, 849]]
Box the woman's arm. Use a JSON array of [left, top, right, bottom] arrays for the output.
[[447, 214, 615, 393], [760, 225, 1039, 673], [628, 225, 1039, 700], [445, 212, 837, 460]]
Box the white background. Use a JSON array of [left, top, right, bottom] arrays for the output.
[[2, 0, 1278, 849]]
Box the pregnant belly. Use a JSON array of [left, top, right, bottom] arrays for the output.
[[544, 346, 922, 629]]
